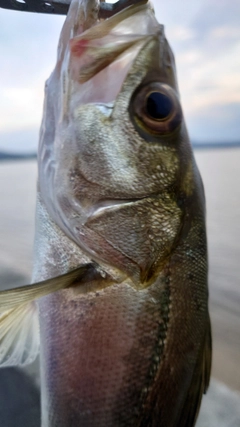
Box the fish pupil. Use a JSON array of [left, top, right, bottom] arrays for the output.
[[146, 92, 172, 120]]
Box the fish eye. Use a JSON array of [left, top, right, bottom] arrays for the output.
[[131, 83, 182, 135], [146, 92, 172, 120]]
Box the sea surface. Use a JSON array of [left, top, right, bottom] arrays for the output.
[[0, 148, 240, 425]]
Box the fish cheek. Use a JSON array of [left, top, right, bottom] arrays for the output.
[[71, 103, 182, 199], [85, 198, 183, 285]]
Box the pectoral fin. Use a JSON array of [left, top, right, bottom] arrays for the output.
[[0, 302, 39, 367], [0, 264, 94, 367], [0, 264, 93, 312]]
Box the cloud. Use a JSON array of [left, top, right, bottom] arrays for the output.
[[153, 0, 240, 142], [0, 11, 64, 85], [0, 0, 239, 153], [190, 0, 240, 37], [186, 102, 240, 142], [0, 10, 64, 135]]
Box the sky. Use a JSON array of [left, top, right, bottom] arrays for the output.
[[0, 0, 239, 153]]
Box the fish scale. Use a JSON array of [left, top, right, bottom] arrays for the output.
[[39, 275, 172, 426], [0, 1, 211, 426]]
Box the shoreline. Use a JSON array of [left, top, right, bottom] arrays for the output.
[[0, 143, 240, 163]]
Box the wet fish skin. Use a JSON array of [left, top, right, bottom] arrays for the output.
[[35, 0, 211, 426]]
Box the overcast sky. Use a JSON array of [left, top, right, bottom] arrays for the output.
[[0, 0, 239, 152]]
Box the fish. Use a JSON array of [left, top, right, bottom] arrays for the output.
[[0, 0, 211, 426]]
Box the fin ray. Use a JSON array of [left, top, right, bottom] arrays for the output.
[[0, 264, 93, 367], [0, 264, 92, 312], [0, 302, 39, 367]]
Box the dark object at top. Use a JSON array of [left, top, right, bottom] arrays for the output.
[[0, 0, 69, 14], [0, 0, 146, 16]]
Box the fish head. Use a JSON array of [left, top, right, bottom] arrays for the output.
[[38, 0, 202, 286]]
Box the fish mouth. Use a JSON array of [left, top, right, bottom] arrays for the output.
[[68, 0, 159, 86]]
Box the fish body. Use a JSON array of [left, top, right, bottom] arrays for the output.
[[0, 0, 211, 426]]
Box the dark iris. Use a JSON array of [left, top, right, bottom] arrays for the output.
[[146, 92, 173, 120]]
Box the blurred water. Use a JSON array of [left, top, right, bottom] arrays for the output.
[[0, 149, 240, 425], [195, 148, 240, 392], [0, 160, 37, 280], [0, 150, 240, 391]]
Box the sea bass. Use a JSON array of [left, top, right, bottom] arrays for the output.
[[0, 0, 211, 426]]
